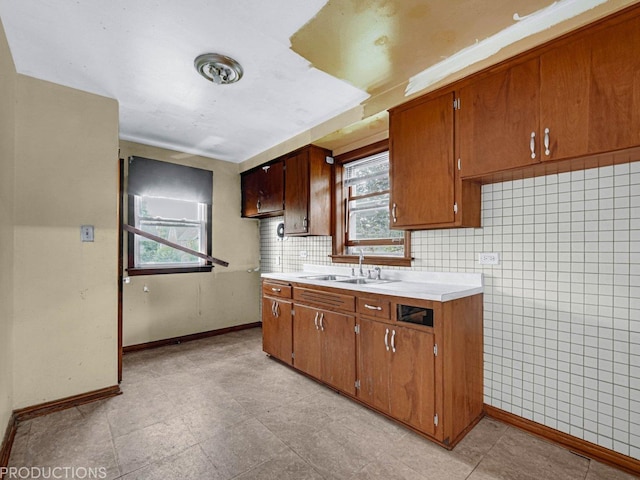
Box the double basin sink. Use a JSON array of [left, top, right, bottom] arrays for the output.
[[301, 274, 397, 285]]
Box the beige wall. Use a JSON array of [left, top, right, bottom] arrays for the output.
[[0, 19, 16, 433], [12, 76, 119, 408], [119, 141, 260, 347]]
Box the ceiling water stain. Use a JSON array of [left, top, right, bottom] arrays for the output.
[[290, 0, 553, 99]]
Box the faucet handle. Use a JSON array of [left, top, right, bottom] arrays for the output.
[[374, 266, 381, 279]]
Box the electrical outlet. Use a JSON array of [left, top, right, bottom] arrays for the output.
[[478, 252, 500, 265], [299, 250, 308, 258]]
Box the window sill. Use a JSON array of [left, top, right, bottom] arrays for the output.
[[330, 255, 412, 268], [127, 266, 213, 276]]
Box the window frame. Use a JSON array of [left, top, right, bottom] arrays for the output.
[[331, 140, 411, 267], [127, 194, 213, 276]]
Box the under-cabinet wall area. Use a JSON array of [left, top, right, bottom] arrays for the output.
[[259, 160, 640, 460]]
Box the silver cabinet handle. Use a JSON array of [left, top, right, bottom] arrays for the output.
[[319, 313, 325, 331], [530, 131, 536, 159], [257, 200, 261, 212], [384, 328, 390, 351], [364, 304, 382, 311], [391, 203, 397, 223], [271, 301, 276, 317], [544, 127, 550, 156], [314, 312, 319, 330], [391, 330, 396, 353], [275, 302, 280, 318], [303, 217, 308, 229], [271, 287, 281, 292]]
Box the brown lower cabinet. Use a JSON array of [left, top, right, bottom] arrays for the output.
[[261, 296, 292, 365], [292, 304, 356, 395], [358, 318, 436, 436], [261, 281, 294, 365], [261, 279, 484, 449]]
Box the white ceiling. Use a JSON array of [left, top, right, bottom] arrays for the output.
[[0, 0, 637, 164]]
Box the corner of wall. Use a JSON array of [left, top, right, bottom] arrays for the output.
[[0, 16, 16, 439]]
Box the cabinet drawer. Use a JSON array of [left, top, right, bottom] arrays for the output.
[[262, 281, 292, 299], [293, 287, 355, 312], [357, 297, 390, 319]]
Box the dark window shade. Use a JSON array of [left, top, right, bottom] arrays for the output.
[[128, 156, 212, 204]]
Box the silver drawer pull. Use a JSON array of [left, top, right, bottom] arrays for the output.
[[271, 288, 281, 292], [391, 329, 396, 353], [530, 131, 536, 159], [364, 304, 382, 311], [544, 127, 551, 156]]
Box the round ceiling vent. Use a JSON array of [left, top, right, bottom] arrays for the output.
[[194, 53, 243, 85]]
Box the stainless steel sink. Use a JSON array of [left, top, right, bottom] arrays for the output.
[[301, 274, 353, 281], [337, 277, 397, 285]]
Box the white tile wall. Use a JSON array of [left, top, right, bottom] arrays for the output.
[[258, 161, 640, 460]]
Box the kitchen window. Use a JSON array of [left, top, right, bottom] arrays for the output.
[[332, 140, 411, 267], [132, 196, 208, 269], [127, 156, 213, 275]]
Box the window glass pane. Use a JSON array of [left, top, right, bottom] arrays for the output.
[[342, 150, 404, 258], [349, 193, 403, 241], [134, 195, 206, 268], [345, 152, 389, 196], [137, 222, 202, 266]]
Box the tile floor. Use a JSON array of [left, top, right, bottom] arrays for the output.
[[7, 327, 639, 479]]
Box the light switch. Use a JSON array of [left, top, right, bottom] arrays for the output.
[[81, 225, 94, 242]]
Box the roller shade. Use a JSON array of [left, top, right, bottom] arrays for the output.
[[128, 156, 213, 204]]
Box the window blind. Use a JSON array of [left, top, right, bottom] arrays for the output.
[[127, 156, 213, 204]]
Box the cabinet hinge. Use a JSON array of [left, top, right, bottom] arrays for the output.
[[453, 203, 458, 214], [291, 308, 295, 316], [355, 324, 360, 334], [292, 352, 295, 359], [434, 413, 439, 426], [433, 344, 438, 356], [453, 98, 460, 110], [355, 379, 361, 389]]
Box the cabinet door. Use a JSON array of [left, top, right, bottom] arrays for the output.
[[292, 304, 322, 379], [389, 326, 436, 436], [259, 161, 284, 214], [539, 36, 591, 161], [357, 317, 391, 412], [261, 297, 292, 365], [241, 162, 284, 217], [389, 93, 455, 227], [320, 310, 356, 395], [284, 150, 309, 234], [459, 58, 540, 178], [586, 15, 640, 154], [241, 169, 261, 217]]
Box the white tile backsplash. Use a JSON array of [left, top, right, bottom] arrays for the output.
[[258, 160, 640, 460]]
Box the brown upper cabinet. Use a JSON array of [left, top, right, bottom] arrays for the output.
[[458, 58, 541, 178], [539, 13, 640, 161], [284, 145, 332, 236], [389, 92, 480, 229], [459, 7, 640, 179], [241, 160, 284, 218]]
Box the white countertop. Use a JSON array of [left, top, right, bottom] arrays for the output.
[[261, 265, 483, 302]]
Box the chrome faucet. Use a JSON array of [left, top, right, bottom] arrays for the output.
[[358, 249, 365, 277]]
